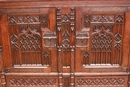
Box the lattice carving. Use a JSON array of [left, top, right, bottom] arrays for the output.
[[8, 15, 48, 25], [116, 15, 124, 23], [10, 34, 18, 50], [81, 14, 124, 65], [10, 78, 56, 86], [76, 78, 125, 86], [91, 15, 114, 23], [91, 25, 113, 64], [114, 33, 122, 50], [8, 16, 17, 25], [91, 25, 112, 52], [17, 16, 40, 24], [41, 15, 48, 24], [19, 25, 41, 52]]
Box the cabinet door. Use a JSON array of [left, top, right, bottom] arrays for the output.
[[75, 7, 128, 72], [1, 8, 57, 72]]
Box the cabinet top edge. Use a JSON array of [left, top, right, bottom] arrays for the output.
[[0, 1, 130, 8]]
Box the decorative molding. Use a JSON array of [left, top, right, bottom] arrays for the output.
[[10, 77, 57, 86], [76, 78, 125, 86], [5, 68, 44, 73], [90, 7, 129, 12], [0, 8, 40, 14], [88, 67, 128, 72]]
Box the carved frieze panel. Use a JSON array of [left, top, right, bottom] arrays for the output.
[[9, 77, 57, 86], [76, 77, 125, 86], [91, 15, 114, 23], [5, 68, 44, 73]]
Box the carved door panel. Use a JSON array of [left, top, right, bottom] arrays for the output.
[[75, 7, 127, 72], [7, 8, 57, 72]]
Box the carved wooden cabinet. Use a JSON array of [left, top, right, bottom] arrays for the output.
[[0, 1, 130, 87]]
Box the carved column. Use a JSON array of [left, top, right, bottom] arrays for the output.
[[70, 46, 75, 87], [0, 46, 6, 87], [57, 7, 75, 87]]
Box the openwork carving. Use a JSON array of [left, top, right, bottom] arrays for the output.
[[17, 16, 40, 24], [116, 15, 124, 23], [91, 25, 113, 64], [8, 16, 17, 25], [91, 26, 112, 52], [91, 15, 114, 23], [114, 33, 122, 50], [82, 14, 124, 65], [8, 15, 40, 25], [76, 78, 125, 86], [10, 78, 57, 86], [9, 14, 50, 66], [10, 34, 18, 50], [19, 25, 41, 52]]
